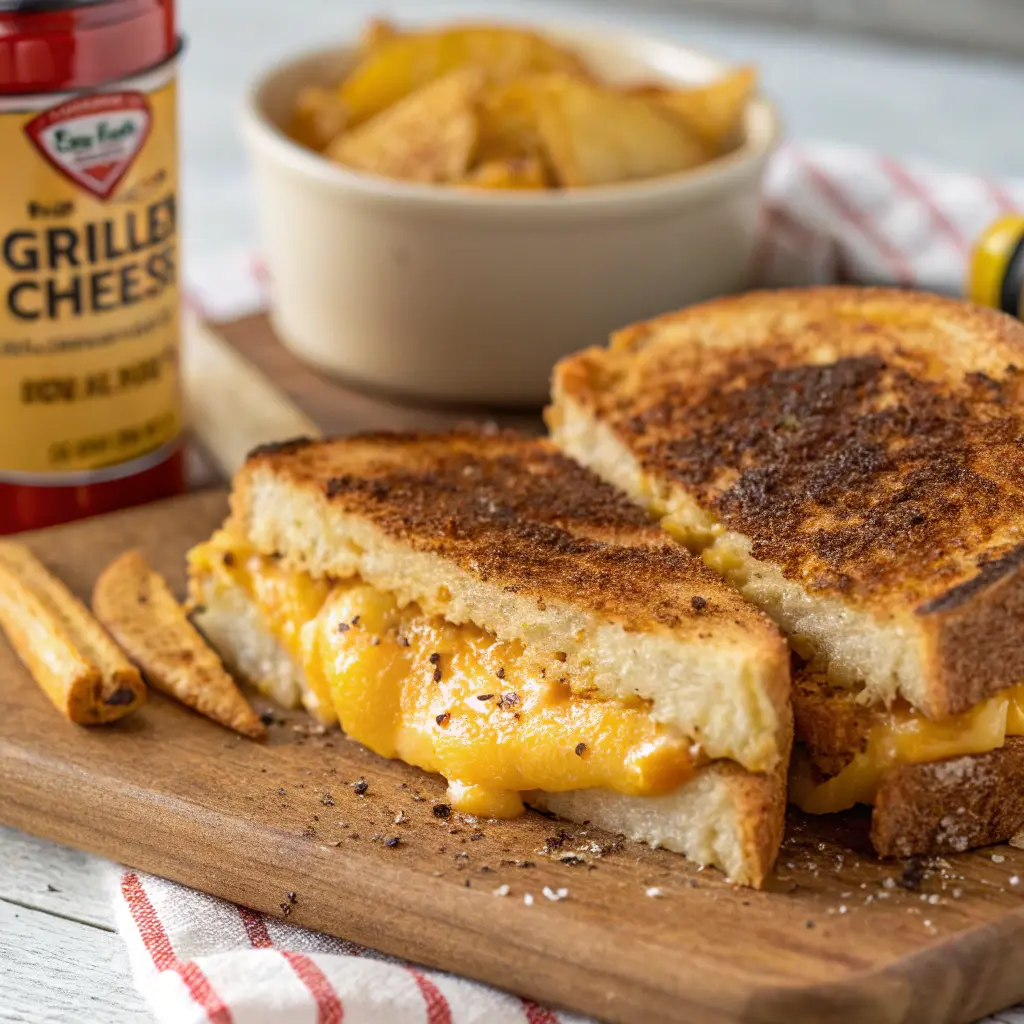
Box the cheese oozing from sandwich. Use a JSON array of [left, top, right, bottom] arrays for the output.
[[652, 502, 1024, 814], [190, 532, 698, 818], [791, 690, 1024, 814]]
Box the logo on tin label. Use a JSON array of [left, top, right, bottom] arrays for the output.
[[24, 92, 152, 200]]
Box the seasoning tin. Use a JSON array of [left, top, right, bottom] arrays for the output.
[[0, 0, 183, 533], [967, 212, 1024, 322]]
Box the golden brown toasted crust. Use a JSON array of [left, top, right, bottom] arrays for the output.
[[239, 428, 769, 636], [554, 287, 1024, 715], [557, 287, 1024, 607], [792, 668, 874, 777], [733, 702, 792, 886], [871, 738, 1024, 858]]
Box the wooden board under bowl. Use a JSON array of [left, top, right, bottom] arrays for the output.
[[3, 494, 1024, 1024]]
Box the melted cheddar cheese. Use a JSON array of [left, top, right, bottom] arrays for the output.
[[654, 505, 1024, 814], [792, 690, 1024, 814], [190, 533, 696, 818]]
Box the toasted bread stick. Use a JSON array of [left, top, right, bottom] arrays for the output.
[[0, 543, 146, 723], [93, 551, 265, 739]]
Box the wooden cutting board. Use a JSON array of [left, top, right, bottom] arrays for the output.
[[4, 494, 1024, 1024]]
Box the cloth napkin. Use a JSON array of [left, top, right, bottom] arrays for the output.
[[115, 141, 1024, 1024]]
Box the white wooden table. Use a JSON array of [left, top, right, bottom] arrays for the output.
[[0, 827, 152, 1023]]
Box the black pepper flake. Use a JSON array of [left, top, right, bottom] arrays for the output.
[[470, 832, 485, 841], [276, 787, 287, 797], [429, 652, 441, 665], [280, 903, 292, 916], [477, 693, 494, 701], [433, 667, 443, 683], [320, 793, 335, 806], [371, 636, 381, 646], [897, 859, 926, 891], [222, 552, 235, 567], [398, 636, 410, 647], [337, 622, 350, 634], [559, 854, 586, 866], [805, 920, 815, 929], [433, 804, 452, 819], [435, 712, 450, 726], [384, 835, 401, 848], [259, 710, 276, 726], [352, 779, 369, 795], [575, 742, 587, 757], [287, 892, 297, 904], [351, 615, 361, 626], [691, 596, 708, 612], [498, 691, 520, 709], [496, 667, 505, 679]]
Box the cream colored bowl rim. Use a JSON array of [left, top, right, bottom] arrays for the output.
[[241, 21, 781, 217]]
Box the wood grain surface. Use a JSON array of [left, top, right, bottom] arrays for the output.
[[215, 313, 545, 438], [3, 493, 1024, 1024]]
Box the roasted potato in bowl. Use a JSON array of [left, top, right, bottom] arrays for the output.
[[241, 21, 779, 403], [283, 18, 758, 191]]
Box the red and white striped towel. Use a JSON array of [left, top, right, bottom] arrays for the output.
[[111, 869, 588, 1024], [121, 141, 1024, 1024], [187, 141, 1024, 325]]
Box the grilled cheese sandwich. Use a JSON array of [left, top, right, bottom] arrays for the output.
[[549, 287, 1024, 857], [188, 430, 791, 885]]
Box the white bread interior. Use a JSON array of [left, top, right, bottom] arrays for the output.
[[549, 390, 926, 709], [229, 464, 789, 773], [192, 573, 786, 887]]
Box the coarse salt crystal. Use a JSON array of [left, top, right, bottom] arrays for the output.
[[838, 905, 848, 915], [523, 893, 534, 907], [492, 885, 510, 897], [645, 887, 663, 898], [543, 886, 569, 902], [992, 854, 1006, 863], [1011, 876, 1021, 887]]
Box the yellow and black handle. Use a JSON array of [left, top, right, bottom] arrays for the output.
[[968, 213, 1024, 320]]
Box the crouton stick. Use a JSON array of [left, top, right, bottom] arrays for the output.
[[93, 550, 265, 739], [0, 543, 146, 723]]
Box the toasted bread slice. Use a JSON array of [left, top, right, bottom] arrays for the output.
[[871, 738, 1024, 857], [191, 568, 790, 886], [549, 288, 1024, 720], [220, 430, 790, 772]]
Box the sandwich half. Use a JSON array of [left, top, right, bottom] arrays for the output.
[[548, 287, 1024, 857], [188, 430, 791, 885]]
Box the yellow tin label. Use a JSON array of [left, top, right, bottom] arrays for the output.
[[0, 60, 181, 484]]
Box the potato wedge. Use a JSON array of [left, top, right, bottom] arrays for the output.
[[475, 77, 548, 163], [0, 543, 145, 724], [339, 24, 589, 127], [93, 551, 265, 739], [329, 68, 482, 183], [360, 17, 399, 53], [645, 66, 756, 150], [289, 85, 348, 153], [535, 74, 712, 187], [461, 156, 549, 190]]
